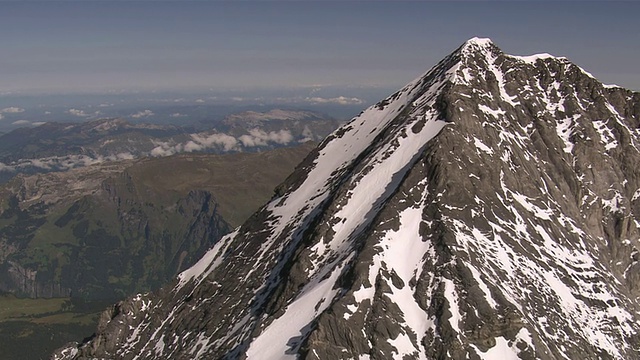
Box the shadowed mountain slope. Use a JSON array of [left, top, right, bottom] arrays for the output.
[[0, 143, 314, 302]]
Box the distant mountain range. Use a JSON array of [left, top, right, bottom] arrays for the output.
[[0, 109, 340, 183]]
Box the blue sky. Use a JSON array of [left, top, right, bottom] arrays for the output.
[[0, 1, 638, 93]]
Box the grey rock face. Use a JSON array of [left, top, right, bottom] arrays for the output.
[[53, 38, 640, 359]]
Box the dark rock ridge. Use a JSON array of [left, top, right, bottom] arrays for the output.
[[53, 38, 640, 359]]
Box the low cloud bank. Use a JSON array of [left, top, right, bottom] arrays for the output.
[[131, 110, 154, 118], [150, 128, 294, 157], [0, 127, 302, 174], [1, 107, 25, 114], [68, 109, 90, 117], [238, 129, 293, 147], [304, 96, 364, 105], [0, 153, 135, 173]]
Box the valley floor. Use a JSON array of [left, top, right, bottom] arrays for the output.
[[0, 295, 99, 360]]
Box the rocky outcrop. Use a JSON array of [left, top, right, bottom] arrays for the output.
[[0, 261, 71, 298], [53, 38, 640, 359]]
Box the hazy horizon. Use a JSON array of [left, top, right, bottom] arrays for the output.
[[1, 1, 639, 132], [1, 1, 638, 95]]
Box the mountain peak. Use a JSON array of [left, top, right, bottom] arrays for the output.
[[458, 37, 567, 67], [54, 40, 640, 360], [464, 36, 494, 48], [459, 37, 498, 55]]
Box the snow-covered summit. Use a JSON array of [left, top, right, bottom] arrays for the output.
[[511, 52, 562, 64], [459, 37, 567, 65], [462, 36, 495, 50]]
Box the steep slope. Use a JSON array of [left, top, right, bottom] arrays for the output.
[[54, 38, 640, 359]]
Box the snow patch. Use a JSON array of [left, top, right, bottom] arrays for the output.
[[443, 278, 462, 333], [467, 264, 498, 308], [478, 104, 506, 119], [602, 191, 624, 214], [471, 328, 534, 360], [246, 260, 348, 359], [379, 205, 434, 358], [556, 115, 579, 153], [474, 137, 494, 155], [484, 49, 520, 106], [512, 53, 561, 64], [176, 229, 238, 289], [593, 120, 619, 150]]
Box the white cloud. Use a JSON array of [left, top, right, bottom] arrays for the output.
[[32, 121, 47, 126], [187, 133, 238, 152], [1, 107, 25, 113], [239, 128, 293, 147], [150, 141, 182, 157], [68, 108, 90, 117], [0, 114, 3, 120], [150, 128, 293, 157], [1, 152, 139, 173], [300, 125, 314, 142], [0, 162, 15, 172], [304, 96, 364, 105], [25, 158, 52, 170], [67, 109, 101, 118], [170, 113, 187, 117], [182, 141, 202, 152], [152, 133, 240, 156], [55, 153, 135, 169], [150, 146, 176, 157], [113, 152, 135, 160], [226, 109, 315, 122], [195, 99, 205, 103], [131, 110, 154, 118], [12, 120, 30, 125], [44, 111, 51, 115]]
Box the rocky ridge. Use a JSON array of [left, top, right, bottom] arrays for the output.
[[53, 38, 640, 359]]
